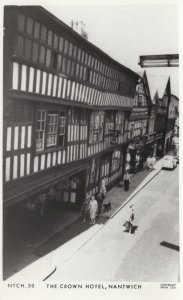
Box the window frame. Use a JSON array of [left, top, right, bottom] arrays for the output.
[[35, 108, 67, 152], [89, 111, 105, 144]]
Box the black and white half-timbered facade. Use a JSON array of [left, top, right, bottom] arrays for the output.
[[3, 6, 139, 212], [126, 72, 151, 173], [153, 79, 172, 157]]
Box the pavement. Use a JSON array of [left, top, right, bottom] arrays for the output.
[[5, 158, 163, 281], [48, 165, 179, 282]]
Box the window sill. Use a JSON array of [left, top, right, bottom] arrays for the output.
[[35, 146, 67, 155], [89, 140, 104, 145]]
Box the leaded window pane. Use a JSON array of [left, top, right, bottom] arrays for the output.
[[18, 13, 25, 32], [17, 35, 24, 57], [39, 46, 46, 65], [25, 38, 32, 60], [40, 25, 47, 43], [26, 17, 33, 36], [34, 22, 40, 39], [36, 110, 46, 151], [59, 37, 64, 52], [48, 30, 53, 46], [32, 42, 39, 63]]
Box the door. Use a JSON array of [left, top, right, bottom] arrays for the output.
[[62, 171, 86, 210]]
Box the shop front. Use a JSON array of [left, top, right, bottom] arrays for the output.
[[127, 139, 145, 173], [156, 133, 164, 157], [145, 133, 157, 159], [86, 146, 126, 197], [21, 169, 87, 219]]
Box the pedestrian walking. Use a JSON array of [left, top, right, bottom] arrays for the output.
[[123, 205, 134, 234], [96, 192, 103, 214], [88, 195, 98, 225], [123, 171, 130, 191], [81, 195, 90, 223]]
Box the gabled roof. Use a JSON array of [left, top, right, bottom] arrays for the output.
[[153, 90, 159, 105], [144, 70, 170, 100], [162, 77, 171, 98], [142, 71, 152, 104]]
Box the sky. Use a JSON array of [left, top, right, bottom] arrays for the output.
[[45, 4, 179, 98]]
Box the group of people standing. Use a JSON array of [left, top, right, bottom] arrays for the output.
[[146, 155, 156, 171], [81, 178, 107, 225]]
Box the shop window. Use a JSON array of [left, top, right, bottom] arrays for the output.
[[36, 109, 66, 152], [18, 13, 25, 32], [89, 112, 104, 143]]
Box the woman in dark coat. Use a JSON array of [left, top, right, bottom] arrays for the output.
[[123, 171, 130, 191]]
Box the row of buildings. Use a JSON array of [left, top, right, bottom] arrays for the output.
[[3, 6, 179, 215]]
